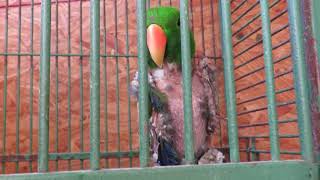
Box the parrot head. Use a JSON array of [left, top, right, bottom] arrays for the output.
[[146, 6, 196, 69]]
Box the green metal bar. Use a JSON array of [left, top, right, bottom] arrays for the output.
[[89, 0, 101, 170], [180, 0, 195, 164], [239, 134, 300, 139], [0, 151, 139, 163], [79, 0, 84, 170], [190, 0, 194, 32], [125, 0, 133, 167], [287, 0, 314, 162], [102, 0, 109, 169], [15, 0, 23, 173], [54, 0, 59, 171], [38, 0, 51, 172], [1, 0, 9, 174], [209, 0, 221, 147], [249, 138, 258, 161], [67, 0, 72, 170], [239, 118, 298, 128], [259, 0, 280, 160], [137, 0, 150, 167], [15, 0, 22, 173], [113, 0, 121, 168], [0, 53, 138, 58], [200, 0, 206, 55], [240, 149, 301, 155], [0, 161, 316, 180], [220, 0, 240, 162], [232, 0, 259, 25], [29, 0, 35, 172]]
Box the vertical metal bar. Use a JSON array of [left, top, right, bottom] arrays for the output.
[[38, 0, 51, 172], [245, 138, 250, 161], [190, 0, 194, 32], [2, 0, 9, 174], [219, 0, 240, 162], [125, 0, 133, 167], [102, 0, 109, 169], [209, 0, 222, 148], [67, 0, 72, 171], [136, 0, 150, 168], [180, 0, 195, 164], [287, 0, 314, 162], [259, 0, 280, 161], [29, 0, 35, 172], [200, 0, 205, 55], [147, 0, 150, 9], [54, 0, 59, 171], [90, 0, 101, 170], [15, 0, 22, 173], [250, 138, 258, 161], [79, 0, 84, 170], [113, 0, 121, 168]]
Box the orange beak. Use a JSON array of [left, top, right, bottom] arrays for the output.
[[147, 24, 167, 68]]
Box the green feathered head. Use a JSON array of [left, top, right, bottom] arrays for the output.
[[146, 6, 196, 69]]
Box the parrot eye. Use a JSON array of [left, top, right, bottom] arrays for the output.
[[177, 19, 180, 27]]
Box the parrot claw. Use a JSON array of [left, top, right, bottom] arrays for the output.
[[197, 148, 225, 165]]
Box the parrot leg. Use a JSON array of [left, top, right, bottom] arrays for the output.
[[130, 71, 180, 166], [197, 148, 225, 165], [199, 58, 220, 135]]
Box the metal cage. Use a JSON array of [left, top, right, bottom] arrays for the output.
[[0, 0, 319, 179]]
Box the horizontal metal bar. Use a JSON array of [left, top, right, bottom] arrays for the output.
[[240, 149, 301, 155], [0, 0, 89, 9], [0, 161, 315, 180], [236, 68, 293, 93], [237, 100, 296, 116], [234, 39, 290, 70], [231, 0, 248, 15], [237, 86, 294, 106], [0, 151, 139, 163], [0, 53, 221, 61], [0, 53, 138, 58], [235, 54, 291, 82], [239, 134, 300, 139], [238, 118, 298, 128], [232, 0, 260, 25]]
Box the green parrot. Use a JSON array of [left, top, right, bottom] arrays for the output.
[[130, 6, 224, 166]]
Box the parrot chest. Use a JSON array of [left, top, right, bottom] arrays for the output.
[[150, 65, 208, 159]]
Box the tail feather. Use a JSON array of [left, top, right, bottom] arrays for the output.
[[157, 138, 180, 166]]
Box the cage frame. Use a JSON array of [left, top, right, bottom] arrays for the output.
[[0, 0, 319, 179]]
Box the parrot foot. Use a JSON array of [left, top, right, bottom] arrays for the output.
[[197, 148, 225, 165]]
